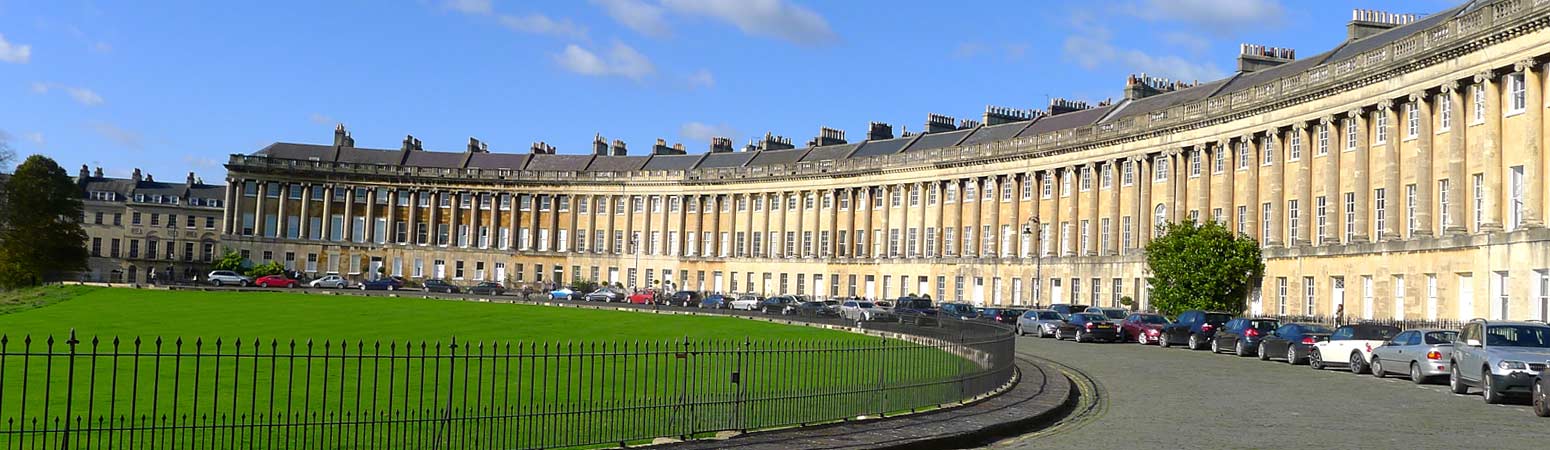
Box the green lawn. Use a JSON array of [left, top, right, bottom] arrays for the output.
[[0, 286, 976, 449]]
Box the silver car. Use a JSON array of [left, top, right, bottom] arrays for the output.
[[839, 300, 894, 323], [1449, 319, 1550, 403], [206, 270, 251, 287], [1016, 310, 1066, 338], [308, 275, 351, 289], [1368, 328, 1457, 384]]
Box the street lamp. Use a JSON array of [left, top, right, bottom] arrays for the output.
[[1021, 216, 1041, 309]]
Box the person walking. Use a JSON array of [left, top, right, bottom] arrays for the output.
[[1334, 303, 1346, 326]]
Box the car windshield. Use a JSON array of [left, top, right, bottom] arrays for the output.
[[857, 302, 874, 308], [1352, 326, 1401, 340], [1299, 325, 1334, 334], [1204, 313, 1233, 323], [1098, 309, 1127, 320], [1037, 312, 1063, 320], [1423, 331, 1458, 345], [1484, 325, 1550, 348], [1250, 320, 1280, 332], [1075, 313, 1106, 322], [900, 299, 932, 309], [1137, 315, 1169, 324], [1000, 309, 1026, 317]]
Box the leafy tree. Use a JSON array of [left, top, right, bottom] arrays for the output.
[[245, 261, 285, 278], [1144, 220, 1264, 316], [0, 155, 88, 287], [570, 279, 599, 293], [212, 248, 247, 272]]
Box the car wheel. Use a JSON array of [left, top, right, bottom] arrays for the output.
[[359, 284, 366, 291], [1138, 333, 1149, 345], [1257, 343, 1270, 361], [239, 280, 250, 287], [1449, 365, 1469, 394], [1370, 357, 1385, 378], [1076, 330, 1086, 343], [1159, 334, 1171, 348], [1409, 362, 1426, 384], [212, 279, 223, 287], [1210, 338, 1220, 353], [1482, 369, 1503, 404], [1188, 334, 1201, 350], [1349, 352, 1368, 375], [1533, 381, 1550, 417], [388, 285, 396, 291], [1309, 349, 1325, 370], [1286, 346, 1301, 365], [1016, 325, 1024, 336], [1235, 340, 1248, 357]]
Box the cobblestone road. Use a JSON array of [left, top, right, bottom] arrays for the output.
[[992, 334, 1544, 449]]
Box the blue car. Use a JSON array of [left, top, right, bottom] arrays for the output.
[[550, 288, 579, 300], [699, 294, 727, 309], [358, 277, 404, 291]]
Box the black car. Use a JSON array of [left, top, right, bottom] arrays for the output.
[[939, 303, 980, 320], [1159, 310, 1234, 350], [758, 296, 798, 314], [794, 301, 839, 317], [1055, 313, 1121, 342], [893, 297, 939, 326], [359, 276, 405, 291], [1212, 318, 1281, 356], [1047, 304, 1091, 319], [981, 308, 1027, 326], [670, 290, 704, 307], [422, 279, 460, 294], [466, 282, 506, 295], [1257, 323, 1335, 364]]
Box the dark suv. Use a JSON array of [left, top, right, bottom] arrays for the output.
[[1211, 318, 1280, 356], [670, 290, 704, 307], [422, 279, 460, 294], [1159, 310, 1234, 350], [892, 297, 939, 326], [939, 303, 980, 321]]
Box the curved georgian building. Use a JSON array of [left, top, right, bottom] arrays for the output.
[[225, 1, 1550, 321]]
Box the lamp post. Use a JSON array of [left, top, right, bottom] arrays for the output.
[[1021, 216, 1041, 309]]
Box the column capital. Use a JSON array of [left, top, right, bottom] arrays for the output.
[[1514, 57, 1539, 72], [1440, 80, 1460, 93], [1407, 91, 1427, 103], [1318, 115, 1335, 126], [1291, 121, 1308, 131], [1165, 148, 1182, 157], [1346, 107, 1364, 119], [1262, 129, 1279, 140], [1377, 99, 1394, 111], [1128, 155, 1145, 163], [1473, 70, 1494, 84]]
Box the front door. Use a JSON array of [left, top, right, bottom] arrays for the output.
[[1051, 278, 1064, 305], [1331, 277, 1345, 318], [1457, 273, 1474, 320], [972, 277, 986, 306]]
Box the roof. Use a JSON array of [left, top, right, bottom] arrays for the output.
[[524, 154, 594, 171], [402, 150, 467, 169], [959, 121, 1033, 146], [584, 155, 649, 172], [800, 142, 861, 162], [466, 152, 531, 170], [255, 143, 338, 161], [336, 148, 405, 165], [901, 128, 974, 153], [641, 154, 703, 171], [848, 136, 917, 158], [1018, 105, 1116, 137], [696, 151, 756, 169], [747, 148, 811, 167]]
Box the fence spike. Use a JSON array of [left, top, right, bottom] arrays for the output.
[[154, 336, 162, 347], [0, 335, 6, 345]]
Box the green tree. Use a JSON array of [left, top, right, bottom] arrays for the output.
[[246, 261, 285, 278], [1144, 220, 1264, 316], [570, 279, 599, 293], [212, 248, 247, 272], [0, 155, 88, 287]]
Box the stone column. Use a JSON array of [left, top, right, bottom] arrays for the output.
[[1265, 130, 1284, 247], [1350, 108, 1371, 243], [321, 185, 334, 241], [1136, 156, 1152, 248], [449, 191, 461, 247], [224, 178, 239, 235], [1045, 173, 1059, 256], [298, 185, 311, 240], [1519, 58, 1544, 228], [1378, 100, 1402, 240], [1443, 81, 1468, 235], [253, 181, 267, 237], [1411, 91, 1435, 238], [1065, 168, 1080, 256], [1106, 160, 1121, 255], [1218, 139, 1233, 226], [406, 191, 418, 245], [1478, 70, 1504, 232], [1085, 163, 1100, 256], [1295, 122, 1314, 245], [275, 183, 287, 238], [1171, 150, 1186, 223], [1319, 116, 1341, 245], [364, 188, 377, 243]]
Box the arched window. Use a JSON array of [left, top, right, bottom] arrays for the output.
[[1154, 204, 1168, 237]]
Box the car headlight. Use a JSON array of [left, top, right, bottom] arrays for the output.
[[1499, 360, 1528, 371]]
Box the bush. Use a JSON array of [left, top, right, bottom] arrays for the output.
[[245, 261, 286, 278], [1144, 220, 1264, 316], [570, 279, 599, 293]]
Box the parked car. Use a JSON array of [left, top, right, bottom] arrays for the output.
[[1368, 329, 1458, 384], [549, 287, 577, 300], [1211, 318, 1281, 356], [1538, 370, 1550, 417], [585, 287, 626, 302], [1017, 310, 1068, 338], [1084, 307, 1129, 321], [1047, 304, 1090, 319], [206, 270, 252, 287], [1448, 319, 1550, 404], [939, 303, 980, 320], [627, 289, 659, 305], [254, 274, 299, 288], [840, 300, 894, 323], [467, 282, 506, 296], [892, 297, 940, 326], [670, 290, 704, 307], [981, 308, 1027, 326], [1258, 323, 1334, 364], [1158, 310, 1234, 350], [1310, 323, 1401, 373], [358, 277, 404, 291], [729, 294, 764, 310], [757, 296, 798, 314], [1055, 313, 1121, 343], [308, 275, 350, 289], [699, 294, 728, 309], [795, 301, 839, 317], [1120, 313, 1171, 344], [422, 279, 460, 294]]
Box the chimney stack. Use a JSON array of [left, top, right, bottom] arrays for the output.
[[866, 122, 894, 140], [925, 113, 957, 133], [982, 105, 1036, 126], [131, 168, 142, 183], [94, 166, 103, 177], [593, 134, 610, 155], [610, 139, 628, 156], [401, 134, 422, 151], [186, 171, 196, 186], [1124, 73, 1188, 99], [530, 141, 556, 154], [958, 119, 981, 130], [808, 127, 847, 147], [652, 138, 687, 155], [467, 137, 489, 153], [710, 136, 735, 153], [145, 173, 154, 183], [754, 133, 794, 151], [1048, 98, 1091, 116], [333, 123, 355, 147], [78, 164, 89, 181], [1348, 9, 1416, 41], [1236, 44, 1296, 73]]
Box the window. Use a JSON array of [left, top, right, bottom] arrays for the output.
[[1287, 200, 1300, 243], [1001, 178, 1014, 201], [1021, 174, 1033, 199], [1508, 71, 1527, 114], [1100, 218, 1111, 254], [1122, 160, 1135, 186], [1277, 277, 1289, 315], [1261, 136, 1274, 165], [1303, 276, 1316, 315], [1344, 118, 1357, 151], [1060, 174, 1071, 197], [1426, 274, 1439, 321], [1213, 207, 1224, 224], [1511, 165, 1525, 231], [1540, 271, 1550, 322], [1101, 166, 1114, 190], [1288, 130, 1302, 161], [1343, 192, 1356, 243], [1189, 150, 1201, 177], [1122, 216, 1133, 249], [1393, 275, 1406, 319], [1060, 222, 1070, 255], [1473, 173, 1485, 231], [1237, 141, 1250, 169], [1375, 112, 1388, 143], [1237, 205, 1248, 236], [1405, 101, 1419, 139], [1315, 196, 1327, 243], [1153, 205, 1167, 238], [1212, 146, 1224, 173], [1473, 84, 1486, 124], [984, 179, 995, 201], [1039, 223, 1051, 255], [1438, 179, 1450, 230], [1080, 167, 1092, 192], [1079, 220, 1090, 255], [1406, 184, 1417, 237], [1374, 188, 1387, 235], [1439, 94, 1452, 131], [1262, 203, 1273, 243], [1316, 123, 1329, 155], [1041, 175, 1053, 198], [1154, 155, 1169, 181]]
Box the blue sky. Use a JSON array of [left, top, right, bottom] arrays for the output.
[[1, 0, 1457, 182]]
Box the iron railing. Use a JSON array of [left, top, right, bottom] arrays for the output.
[[0, 309, 1014, 449], [1248, 314, 1470, 331]]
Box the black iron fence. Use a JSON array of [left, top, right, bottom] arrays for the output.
[[1248, 314, 1470, 330], [0, 310, 1014, 449]]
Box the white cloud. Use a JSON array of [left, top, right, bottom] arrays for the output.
[[442, 0, 492, 15], [1119, 0, 1284, 34], [30, 82, 105, 106], [1062, 22, 1224, 82], [0, 33, 30, 64], [593, 0, 671, 38], [182, 155, 220, 169], [89, 122, 142, 149], [686, 69, 715, 89], [662, 0, 836, 46], [309, 113, 334, 125], [23, 132, 43, 146], [554, 42, 655, 80], [497, 14, 589, 40], [680, 121, 737, 143]]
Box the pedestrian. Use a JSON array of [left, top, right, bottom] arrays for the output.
[[1335, 303, 1345, 326]]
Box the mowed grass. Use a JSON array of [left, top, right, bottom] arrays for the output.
[[0, 286, 975, 449]]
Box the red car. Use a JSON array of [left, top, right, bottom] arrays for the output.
[[1121, 313, 1171, 345], [254, 274, 300, 288], [627, 289, 659, 304]]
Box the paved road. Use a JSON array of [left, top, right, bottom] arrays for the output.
[[991, 334, 1545, 449]]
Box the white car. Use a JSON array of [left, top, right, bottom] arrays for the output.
[[309, 275, 350, 289], [206, 270, 251, 287], [1310, 323, 1402, 373], [839, 300, 894, 323], [729, 294, 763, 310]]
